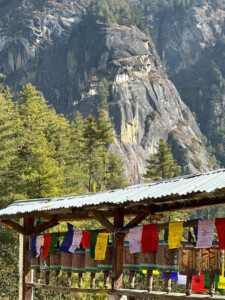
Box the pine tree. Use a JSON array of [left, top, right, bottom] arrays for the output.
[[106, 153, 128, 190], [144, 138, 181, 180], [96, 78, 109, 110], [65, 111, 87, 194], [16, 84, 64, 199], [0, 86, 21, 206]]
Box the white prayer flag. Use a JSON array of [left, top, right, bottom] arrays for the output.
[[196, 219, 215, 248], [129, 226, 143, 253], [36, 235, 43, 257], [69, 230, 82, 253], [178, 274, 187, 285]]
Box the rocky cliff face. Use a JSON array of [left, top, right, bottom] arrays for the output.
[[66, 23, 209, 178], [147, 4, 225, 76], [0, 0, 212, 181]]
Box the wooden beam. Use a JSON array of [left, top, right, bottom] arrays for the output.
[[26, 283, 110, 294], [109, 289, 225, 299], [33, 219, 59, 234], [152, 197, 225, 214], [0, 219, 25, 235], [124, 213, 149, 228], [88, 211, 114, 233], [19, 218, 34, 300], [112, 207, 125, 290], [130, 205, 163, 220]]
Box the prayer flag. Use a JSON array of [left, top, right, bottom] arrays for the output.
[[82, 231, 90, 248], [153, 270, 159, 275], [42, 233, 51, 259], [69, 229, 82, 253], [36, 235, 43, 257], [28, 237, 36, 260], [48, 232, 58, 255], [168, 222, 183, 249], [163, 272, 178, 280], [178, 274, 187, 285], [194, 227, 198, 241], [192, 275, 208, 292], [59, 230, 73, 253], [196, 219, 215, 248], [216, 218, 225, 249], [218, 267, 225, 289], [90, 232, 98, 259], [95, 233, 109, 260], [141, 224, 159, 253], [129, 226, 143, 253]]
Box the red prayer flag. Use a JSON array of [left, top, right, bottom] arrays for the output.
[[42, 233, 51, 259], [192, 275, 208, 292], [216, 218, 225, 249], [141, 224, 159, 254], [82, 231, 90, 248]]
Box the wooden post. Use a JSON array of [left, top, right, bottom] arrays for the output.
[[186, 275, 192, 296], [104, 271, 110, 288], [147, 270, 153, 292], [19, 217, 34, 300], [90, 272, 96, 288], [129, 270, 135, 289], [110, 208, 127, 300], [78, 273, 83, 288], [209, 275, 215, 297], [164, 272, 171, 294]]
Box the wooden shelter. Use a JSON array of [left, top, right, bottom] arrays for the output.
[[0, 169, 225, 299]]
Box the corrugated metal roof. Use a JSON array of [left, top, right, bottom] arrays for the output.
[[0, 169, 225, 218]]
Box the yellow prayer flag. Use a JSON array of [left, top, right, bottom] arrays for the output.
[[218, 267, 225, 289], [94, 233, 109, 260], [153, 270, 159, 275], [168, 222, 183, 249]]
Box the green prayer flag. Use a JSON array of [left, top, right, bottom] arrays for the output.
[[204, 275, 223, 291], [48, 232, 58, 255], [90, 232, 99, 259]]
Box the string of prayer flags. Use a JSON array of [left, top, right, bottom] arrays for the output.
[[141, 224, 159, 253], [36, 235, 43, 257], [192, 275, 208, 292], [82, 231, 91, 248], [69, 229, 82, 253], [196, 219, 215, 248], [42, 233, 51, 259], [28, 237, 36, 260], [178, 274, 187, 285], [218, 267, 225, 289], [168, 222, 183, 249], [48, 232, 58, 255], [129, 226, 143, 254], [90, 232, 99, 259], [215, 218, 225, 249], [95, 233, 109, 260], [163, 272, 178, 280]]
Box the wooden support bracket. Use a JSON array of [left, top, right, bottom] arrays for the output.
[[33, 219, 59, 234], [0, 219, 25, 235], [131, 205, 163, 220], [125, 213, 149, 228], [88, 210, 114, 233]]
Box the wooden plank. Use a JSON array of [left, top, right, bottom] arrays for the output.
[[112, 207, 125, 290], [33, 219, 59, 234], [110, 289, 225, 299], [19, 218, 34, 300], [130, 205, 163, 220], [26, 283, 110, 294], [0, 219, 25, 235], [88, 211, 114, 233]]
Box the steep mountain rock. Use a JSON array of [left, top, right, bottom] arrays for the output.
[[0, 0, 211, 180], [146, 4, 225, 76], [67, 23, 209, 178], [0, 0, 90, 112]]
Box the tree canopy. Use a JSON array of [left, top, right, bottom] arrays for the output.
[[144, 138, 181, 180]]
